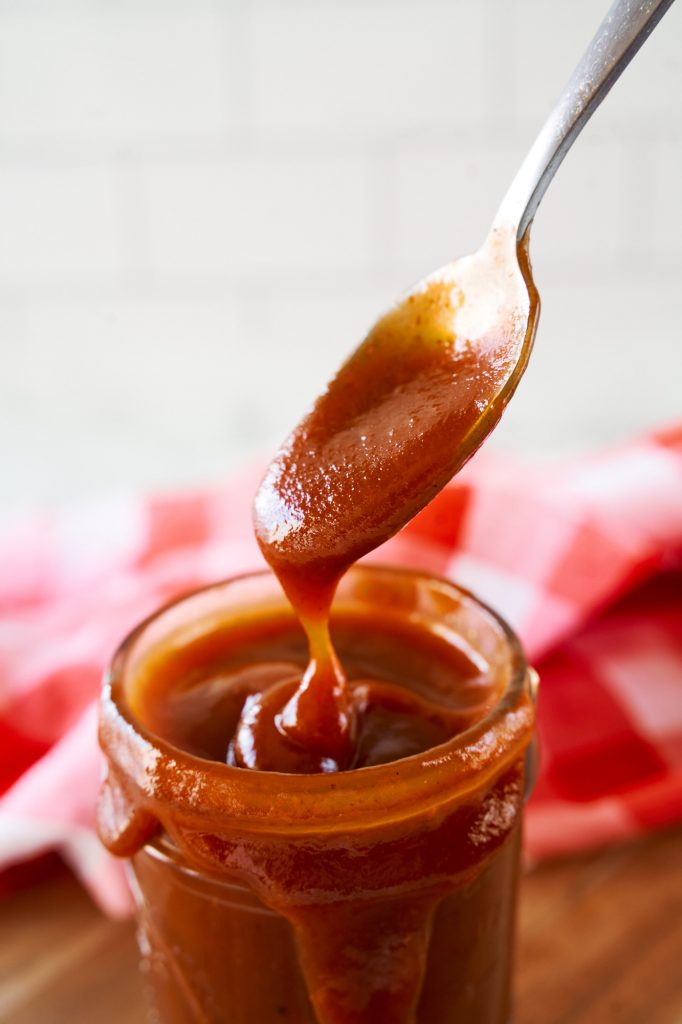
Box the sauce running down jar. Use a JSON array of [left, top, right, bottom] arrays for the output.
[[97, 566, 537, 1024]]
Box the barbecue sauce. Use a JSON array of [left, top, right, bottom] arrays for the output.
[[98, 227, 538, 1023]]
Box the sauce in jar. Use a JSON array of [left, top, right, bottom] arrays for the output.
[[98, 567, 534, 1024]]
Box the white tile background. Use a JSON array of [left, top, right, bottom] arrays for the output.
[[1, 0, 681, 521]]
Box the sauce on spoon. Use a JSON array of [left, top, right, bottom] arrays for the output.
[[237, 226, 539, 773]]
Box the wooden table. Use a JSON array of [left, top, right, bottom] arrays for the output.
[[2, 828, 681, 1024]]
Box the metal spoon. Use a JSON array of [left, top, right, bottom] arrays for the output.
[[252, 0, 676, 768], [256, 0, 676, 597]]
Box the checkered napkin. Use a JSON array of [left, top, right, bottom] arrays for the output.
[[1, 424, 680, 916]]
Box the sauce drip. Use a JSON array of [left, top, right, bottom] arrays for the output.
[[245, 230, 537, 772]]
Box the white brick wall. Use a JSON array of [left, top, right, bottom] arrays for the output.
[[0, 8, 231, 146], [141, 154, 375, 279], [652, 138, 682, 261], [249, 1, 489, 135], [2, 0, 681, 519], [0, 165, 123, 283]]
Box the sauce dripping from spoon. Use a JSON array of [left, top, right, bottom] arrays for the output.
[[234, 226, 539, 772], [239, 0, 677, 772]]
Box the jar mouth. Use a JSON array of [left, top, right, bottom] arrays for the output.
[[100, 565, 534, 834]]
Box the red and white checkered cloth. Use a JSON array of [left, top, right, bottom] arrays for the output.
[[1, 424, 681, 916]]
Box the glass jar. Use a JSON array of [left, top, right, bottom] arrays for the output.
[[98, 566, 537, 1024]]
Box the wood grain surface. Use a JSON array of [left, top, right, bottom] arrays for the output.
[[2, 827, 681, 1024]]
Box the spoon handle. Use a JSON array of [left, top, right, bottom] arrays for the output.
[[494, 0, 676, 240]]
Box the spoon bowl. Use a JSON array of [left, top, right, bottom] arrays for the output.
[[255, 225, 538, 617]]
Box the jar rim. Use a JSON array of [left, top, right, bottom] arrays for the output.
[[99, 564, 534, 836]]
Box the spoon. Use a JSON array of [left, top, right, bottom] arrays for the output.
[[256, 0, 675, 596], [250, 0, 675, 769]]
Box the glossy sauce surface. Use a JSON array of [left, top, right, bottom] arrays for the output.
[[131, 609, 496, 774]]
